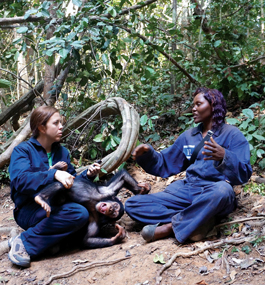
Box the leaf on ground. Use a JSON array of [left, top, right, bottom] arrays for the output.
[[196, 280, 209, 285], [230, 270, 237, 281], [153, 254, 166, 264]]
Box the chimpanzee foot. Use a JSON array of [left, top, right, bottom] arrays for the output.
[[34, 195, 51, 217], [137, 182, 151, 195]]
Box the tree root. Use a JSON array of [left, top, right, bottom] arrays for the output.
[[43, 255, 131, 285], [0, 227, 19, 256], [155, 235, 257, 285], [68, 97, 139, 174]]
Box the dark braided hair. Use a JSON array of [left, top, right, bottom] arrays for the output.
[[193, 87, 227, 129]]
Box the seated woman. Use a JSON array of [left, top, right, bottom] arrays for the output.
[[125, 87, 252, 244], [8, 106, 101, 267]]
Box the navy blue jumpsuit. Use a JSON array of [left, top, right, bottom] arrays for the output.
[[9, 137, 90, 257], [125, 123, 252, 243]]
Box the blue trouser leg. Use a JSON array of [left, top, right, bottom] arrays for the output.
[[15, 201, 89, 257], [125, 180, 191, 224], [125, 180, 236, 243], [172, 181, 235, 242]]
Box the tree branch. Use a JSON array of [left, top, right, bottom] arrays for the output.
[[109, 23, 198, 84], [0, 0, 158, 27], [0, 80, 44, 126], [0, 15, 44, 26]]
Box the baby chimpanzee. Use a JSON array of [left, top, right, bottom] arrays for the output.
[[34, 167, 150, 248]]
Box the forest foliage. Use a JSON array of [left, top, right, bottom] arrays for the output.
[[0, 0, 264, 180]]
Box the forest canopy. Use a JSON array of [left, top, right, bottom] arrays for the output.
[[0, 0, 265, 177]]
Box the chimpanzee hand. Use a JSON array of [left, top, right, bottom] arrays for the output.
[[50, 161, 68, 171], [137, 182, 151, 195], [54, 170, 75, 189], [87, 162, 101, 177], [132, 144, 150, 160], [202, 137, 225, 161], [111, 224, 126, 244]]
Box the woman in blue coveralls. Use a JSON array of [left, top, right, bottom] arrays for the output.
[[125, 87, 252, 243], [8, 106, 101, 267]]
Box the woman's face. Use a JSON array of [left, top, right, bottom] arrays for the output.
[[43, 112, 63, 143], [192, 93, 213, 124]]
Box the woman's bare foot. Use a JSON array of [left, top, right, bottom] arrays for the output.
[[141, 223, 174, 242]]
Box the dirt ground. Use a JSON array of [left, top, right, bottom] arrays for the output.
[[1, 166, 265, 285]]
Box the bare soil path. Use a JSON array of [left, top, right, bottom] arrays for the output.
[[1, 167, 265, 285]]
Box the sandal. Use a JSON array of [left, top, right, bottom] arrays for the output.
[[140, 223, 160, 242]]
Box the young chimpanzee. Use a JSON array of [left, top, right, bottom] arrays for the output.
[[34, 168, 150, 249]]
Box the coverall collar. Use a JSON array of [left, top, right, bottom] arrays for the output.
[[191, 123, 225, 137], [29, 136, 60, 152]]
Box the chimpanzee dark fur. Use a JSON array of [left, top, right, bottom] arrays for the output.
[[35, 170, 145, 248]]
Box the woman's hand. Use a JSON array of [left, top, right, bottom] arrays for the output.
[[87, 162, 101, 177], [54, 170, 75, 189], [132, 144, 150, 160], [202, 137, 225, 161]]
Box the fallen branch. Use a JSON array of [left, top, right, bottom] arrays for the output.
[[43, 255, 131, 285], [215, 216, 265, 228], [251, 176, 265, 184], [155, 235, 256, 284]]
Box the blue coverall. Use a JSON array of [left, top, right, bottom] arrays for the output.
[[9, 137, 90, 257], [125, 123, 252, 243]]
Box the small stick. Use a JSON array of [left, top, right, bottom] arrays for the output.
[[44, 256, 131, 285], [215, 216, 265, 228]]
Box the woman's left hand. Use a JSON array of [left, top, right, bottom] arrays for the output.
[[87, 162, 101, 177], [202, 137, 225, 161]]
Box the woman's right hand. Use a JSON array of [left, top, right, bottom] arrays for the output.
[[131, 144, 150, 160], [54, 170, 75, 189]]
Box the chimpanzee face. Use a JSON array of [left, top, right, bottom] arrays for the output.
[[95, 201, 121, 219]]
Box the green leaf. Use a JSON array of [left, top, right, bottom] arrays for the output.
[[93, 134, 104, 142], [90, 148, 97, 159], [102, 54, 109, 65], [24, 9, 38, 19], [17, 27, 28, 34], [148, 118, 153, 129], [259, 158, 265, 170], [119, 0, 126, 7], [214, 40, 221, 47], [110, 136, 117, 147], [153, 254, 166, 264], [140, 115, 148, 126], [0, 79, 12, 88], [70, 41, 84, 49], [59, 48, 69, 59], [72, 0, 82, 7], [226, 118, 239, 125], [257, 149, 265, 158], [250, 153, 257, 165], [241, 245, 251, 254], [107, 7, 117, 17], [93, 175, 99, 182], [252, 134, 265, 141], [40, 8, 50, 18], [242, 109, 254, 119], [101, 168, 108, 174]]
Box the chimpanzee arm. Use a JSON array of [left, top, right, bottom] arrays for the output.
[[97, 169, 150, 197], [83, 224, 126, 249]]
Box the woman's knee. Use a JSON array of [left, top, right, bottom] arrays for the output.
[[214, 181, 234, 200]]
